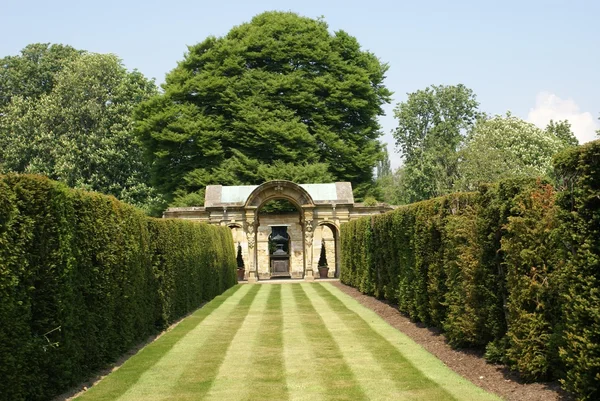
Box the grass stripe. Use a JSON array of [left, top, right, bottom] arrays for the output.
[[292, 284, 368, 401], [202, 284, 271, 401], [110, 284, 257, 401], [162, 284, 262, 400], [245, 284, 288, 401], [76, 285, 243, 401], [305, 283, 456, 400], [281, 284, 326, 401], [319, 283, 501, 401], [77, 282, 500, 401]]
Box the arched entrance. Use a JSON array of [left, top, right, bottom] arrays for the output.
[[316, 222, 340, 278], [243, 181, 315, 282], [257, 199, 299, 278], [164, 180, 395, 282]]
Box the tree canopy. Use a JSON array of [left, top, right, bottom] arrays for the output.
[[0, 45, 161, 213], [0, 43, 82, 109], [457, 114, 573, 191], [383, 84, 581, 205], [135, 11, 392, 202], [544, 119, 578, 147], [392, 84, 480, 202]]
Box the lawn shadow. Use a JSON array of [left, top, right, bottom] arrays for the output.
[[331, 281, 574, 401]]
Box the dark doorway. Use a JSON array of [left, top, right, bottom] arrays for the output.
[[269, 226, 291, 278]]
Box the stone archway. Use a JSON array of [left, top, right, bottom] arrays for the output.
[[163, 179, 394, 282], [243, 181, 316, 282], [316, 221, 340, 278]]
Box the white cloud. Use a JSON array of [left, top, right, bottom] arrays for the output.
[[527, 91, 599, 144]]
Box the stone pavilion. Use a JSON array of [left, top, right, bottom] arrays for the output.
[[163, 180, 392, 282]]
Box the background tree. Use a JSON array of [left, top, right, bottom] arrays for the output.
[[392, 84, 480, 203], [0, 43, 82, 109], [545, 119, 578, 147], [135, 11, 392, 203], [457, 113, 568, 191], [376, 167, 409, 205], [376, 147, 392, 179], [171, 154, 334, 206], [0, 47, 162, 214]]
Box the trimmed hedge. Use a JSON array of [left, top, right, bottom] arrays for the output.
[[554, 140, 600, 398], [0, 174, 236, 401], [341, 140, 600, 400]]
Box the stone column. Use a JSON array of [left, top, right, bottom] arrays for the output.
[[245, 215, 258, 283], [303, 210, 315, 281]]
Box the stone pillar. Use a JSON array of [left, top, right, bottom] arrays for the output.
[[303, 210, 315, 281], [245, 216, 258, 283]]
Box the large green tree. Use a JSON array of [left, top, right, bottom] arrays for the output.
[[0, 43, 82, 109], [135, 11, 391, 202], [457, 113, 570, 191], [392, 84, 480, 203], [0, 46, 162, 213]]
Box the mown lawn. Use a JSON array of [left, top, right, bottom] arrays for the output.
[[76, 283, 500, 401]]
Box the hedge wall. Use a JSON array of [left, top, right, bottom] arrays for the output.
[[554, 140, 600, 398], [341, 140, 600, 400], [0, 174, 237, 401]]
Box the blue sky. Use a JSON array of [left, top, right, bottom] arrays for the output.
[[2, 0, 599, 168]]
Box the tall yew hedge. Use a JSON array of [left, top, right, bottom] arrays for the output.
[[0, 174, 236, 401], [554, 140, 600, 398], [341, 140, 600, 400]]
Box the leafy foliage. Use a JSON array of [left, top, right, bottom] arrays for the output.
[[389, 86, 579, 206], [0, 46, 162, 214], [458, 114, 569, 191], [0, 174, 236, 401], [341, 140, 600, 400], [135, 11, 391, 201], [545, 119, 578, 147], [553, 140, 600, 399], [502, 182, 563, 381], [0, 43, 82, 108], [392, 84, 480, 202]]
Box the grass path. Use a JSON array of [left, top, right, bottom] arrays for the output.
[[76, 283, 500, 401]]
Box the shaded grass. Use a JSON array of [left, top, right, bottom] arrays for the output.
[[291, 285, 368, 401], [77, 283, 500, 401], [76, 285, 242, 401], [318, 283, 501, 401], [163, 284, 261, 400], [308, 283, 456, 400], [202, 284, 270, 401]]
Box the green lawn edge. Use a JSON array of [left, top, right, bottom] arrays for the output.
[[75, 283, 502, 401], [76, 285, 244, 400], [319, 283, 502, 401]]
